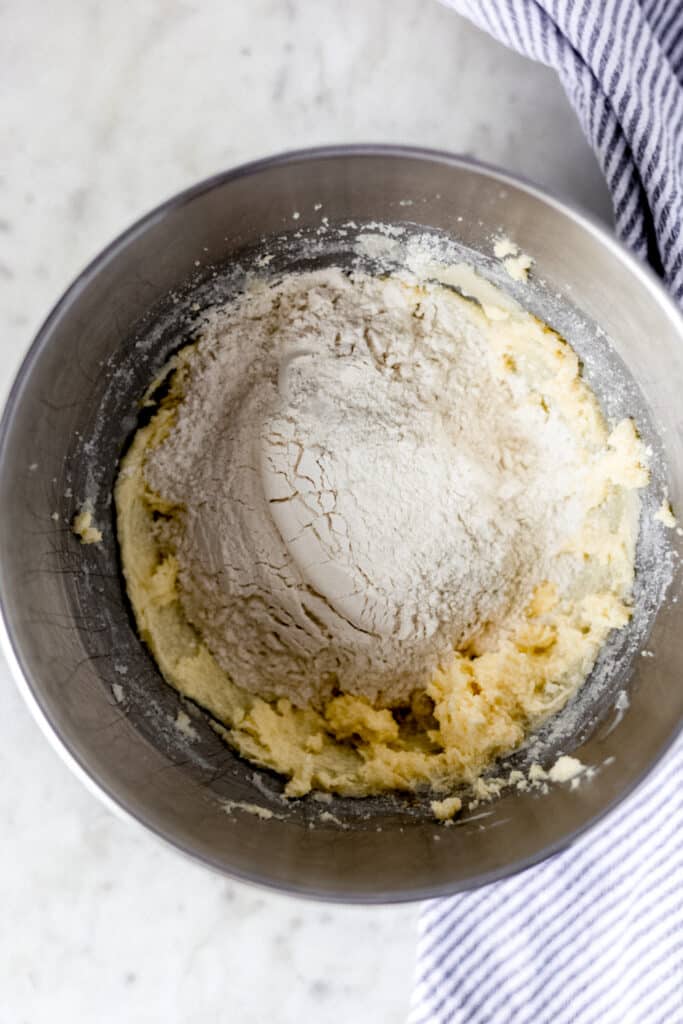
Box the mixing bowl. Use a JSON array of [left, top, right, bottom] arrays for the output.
[[1, 146, 682, 902]]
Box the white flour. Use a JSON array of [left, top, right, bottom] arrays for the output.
[[145, 268, 588, 709]]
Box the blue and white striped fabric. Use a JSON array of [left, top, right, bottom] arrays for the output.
[[444, 0, 683, 304], [411, 736, 683, 1023], [411, 3, 683, 1021]]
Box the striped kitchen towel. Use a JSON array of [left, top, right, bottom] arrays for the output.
[[411, 734, 683, 1023], [443, 0, 683, 304], [411, 3, 683, 1022]]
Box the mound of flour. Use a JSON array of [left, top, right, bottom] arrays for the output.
[[145, 268, 587, 708]]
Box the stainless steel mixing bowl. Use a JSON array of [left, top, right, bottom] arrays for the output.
[[2, 146, 682, 902]]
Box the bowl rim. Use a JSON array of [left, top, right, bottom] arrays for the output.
[[2, 143, 682, 903]]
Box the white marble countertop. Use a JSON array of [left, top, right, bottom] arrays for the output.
[[0, 2, 611, 1021]]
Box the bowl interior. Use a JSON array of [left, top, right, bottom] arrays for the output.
[[1, 148, 682, 901]]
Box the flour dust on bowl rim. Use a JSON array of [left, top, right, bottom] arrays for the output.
[[0, 146, 681, 903]]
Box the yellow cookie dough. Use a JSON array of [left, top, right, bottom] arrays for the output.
[[115, 268, 647, 799], [72, 503, 102, 544]]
